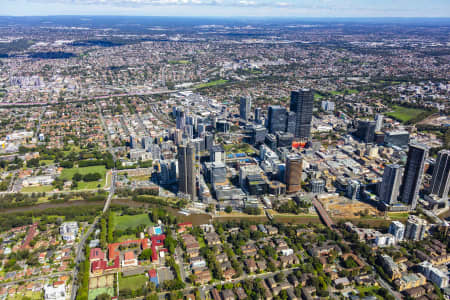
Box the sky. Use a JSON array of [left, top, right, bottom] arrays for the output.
[[1, 0, 450, 18]]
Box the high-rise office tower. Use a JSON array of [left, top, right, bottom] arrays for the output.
[[285, 154, 303, 193], [400, 143, 429, 210], [204, 133, 214, 152], [178, 143, 196, 200], [254, 107, 262, 124], [240, 97, 251, 121], [290, 89, 314, 139], [380, 164, 404, 205], [267, 105, 287, 134], [176, 108, 186, 130], [286, 111, 296, 135], [375, 114, 384, 132], [429, 149, 450, 201], [356, 120, 376, 143]]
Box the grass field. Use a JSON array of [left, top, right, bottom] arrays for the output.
[[40, 159, 54, 166], [195, 79, 228, 89], [119, 274, 148, 291], [387, 212, 409, 220], [88, 287, 114, 300], [223, 143, 255, 154], [387, 105, 425, 123], [21, 185, 54, 193], [168, 60, 190, 64], [115, 213, 153, 230], [330, 89, 358, 95], [9, 291, 42, 300], [60, 165, 107, 190], [128, 175, 150, 182], [314, 93, 324, 100]]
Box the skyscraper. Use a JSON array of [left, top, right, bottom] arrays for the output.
[[254, 107, 262, 124], [204, 133, 214, 152], [380, 164, 404, 205], [400, 143, 429, 210], [290, 89, 313, 140], [375, 114, 384, 131], [267, 105, 287, 134], [355, 120, 376, 143], [240, 97, 251, 121], [285, 154, 303, 193], [178, 143, 196, 200], [429, 149, 450, 201], [175, 108, 186, 130]]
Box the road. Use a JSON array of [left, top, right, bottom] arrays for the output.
[[313, 199, 401, 300], [174, 247, 187, 282], [0, 89, 178, 108], [96, 101, 117, 162], [0, 271, 72, 287], [149, 266, 297, 300], [70, 171, 116, 300]]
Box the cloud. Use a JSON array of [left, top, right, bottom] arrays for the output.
[[26, 0, 319, 8]]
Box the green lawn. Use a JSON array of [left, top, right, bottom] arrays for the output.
[[387, 106, 425, 123], [60, 165, 107, 190], [198, 237, 206, 248], [314, 93, 324, 100], [40, 159, 55, 166], [21, 185, 54, 193], [195, 79, 228, 89], [387, 212, 409, 220], [128, 175, 150, 182], [88, 287, 114, 300], [223, 143, 255, 154], [356, 285, 382, 299], [115, 213, 153, 230], [119, 274, 148, 291], [168, 60, 191, 64]]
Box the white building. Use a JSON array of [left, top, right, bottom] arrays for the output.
[[418, 261, 449, 288], [375, 233, 396, 247], [59, 221, 78, 242], [44, 284, 66, 300], [388, 221, 405, 242]]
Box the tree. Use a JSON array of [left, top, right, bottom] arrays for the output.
[[96, 293, 111, 300], [225, 206, 233, 213], [139, 248, 153, 261], [72, 173, 83, 182]]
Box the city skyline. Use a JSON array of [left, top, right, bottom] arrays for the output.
[[2, 0, 450, 17]]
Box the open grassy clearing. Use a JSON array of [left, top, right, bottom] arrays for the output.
[[60, 165, 107, 190], [88, 287, 114, 300], [21, 185, 54, 193], [168, 60, 190, 64], [223, 143, 254, 154], [118, 274, 147, 291], [387, 105, 425, 123], [115, 212, 153, 230], [128, 175, 150, 182], [195, 79, 228, 89]]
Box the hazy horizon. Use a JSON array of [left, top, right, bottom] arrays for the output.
[[1, 0, 449, 18]]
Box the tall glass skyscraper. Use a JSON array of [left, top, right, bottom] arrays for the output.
[[240, 97, 251, 121], [290, 89, 313, 140], [267, 105, 287, 134], [400, 143, 428, 210], [380, 164, 403, 205], [178, 143, 196, 200], [430, 149, 450, 201]]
